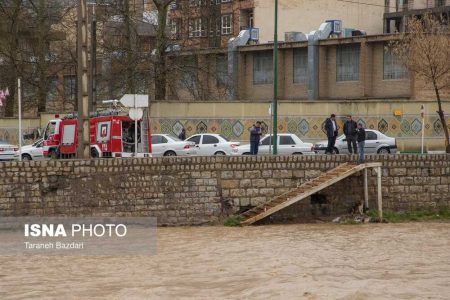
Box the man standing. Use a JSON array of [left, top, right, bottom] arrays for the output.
[[250, 121, 262, 155], [343, 115, 358, 154], [356, 123, 366, 163], [324, 114, 338, 154], [178, 128, 186, 140]]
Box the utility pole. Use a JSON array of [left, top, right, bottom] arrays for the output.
[[272, 0, 279, 155], [89, 3, 97, 111], [77, 0, 90, 158]]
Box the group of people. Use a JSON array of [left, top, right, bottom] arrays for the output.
[[325, 114, 366, 163]]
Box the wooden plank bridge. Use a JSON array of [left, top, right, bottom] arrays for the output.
[[240, 162, 383, 226]]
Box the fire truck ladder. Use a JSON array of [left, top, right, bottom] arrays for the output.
[[140, 109, 150, 153], [239, 162, 383, 226]]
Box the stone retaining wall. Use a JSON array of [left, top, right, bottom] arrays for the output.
[[0, 154, 448, 225]]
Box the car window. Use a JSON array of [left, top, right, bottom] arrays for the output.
[[169, 135, 181, 141], [0, 140, 7, 145], [151, 135, 166, 144], [187, 135, 201, 145], [202, 135, 219, 144], [280, 136, 295, 145], [260, 137, 271, 146], [366, 131, 378, 140]]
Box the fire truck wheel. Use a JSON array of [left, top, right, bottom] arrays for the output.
[[91, 148, 100, 158], [49, 149, 59, 159], [163, 151, 176, 156]]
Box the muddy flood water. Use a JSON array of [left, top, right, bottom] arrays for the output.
[[1, 223, 450, 300]]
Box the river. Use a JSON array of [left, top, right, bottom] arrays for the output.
[[1, 223, 449, 300]]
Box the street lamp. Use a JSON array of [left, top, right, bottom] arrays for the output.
[[272, 0, 278, 155]]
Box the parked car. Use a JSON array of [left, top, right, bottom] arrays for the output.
[[151, 134, 196, 157], [234, 133, 315, 155], [185, 134, 240, 155], [17, 138, 47, 161], [0, 140, 19, 161], [314, 129, 397, 154]]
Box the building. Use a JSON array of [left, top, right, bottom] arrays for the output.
[[384, 0, 450, 33], [168, 0, 385, 50]]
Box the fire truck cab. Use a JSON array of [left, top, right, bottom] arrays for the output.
[[42, 112, 151, 159]]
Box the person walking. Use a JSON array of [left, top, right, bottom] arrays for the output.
[[356, 123, 366, 163], [250, 121, 262, 155], [178, 128, 186, 140], [343, 115, 358, 154], [324, 114, 338, 154]]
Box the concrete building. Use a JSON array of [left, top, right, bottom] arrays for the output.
[[168, 0, 385, 50], [384, 0, 450, 33]]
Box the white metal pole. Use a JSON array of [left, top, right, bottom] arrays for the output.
[[364, 168, 368, 210], [18, 78, 22, 162], [134, 94, 138, 157], [421, 104, 425, 154], [377, 166, 383, 221], [269, 104, 272, 155]]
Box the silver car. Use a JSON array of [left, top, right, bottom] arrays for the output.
[[186, 134, 240, 156], [0, 140, 19, 161], [151, 134, 196, 157], [314, 129, 397, 154], [235, 133, 315, 155], [17, 138, 47, 161]]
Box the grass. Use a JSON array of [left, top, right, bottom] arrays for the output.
[[367, 207, 450, 223], [223, 215, 243, 227]]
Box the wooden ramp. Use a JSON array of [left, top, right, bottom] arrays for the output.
[[240, 162, 383, 226]]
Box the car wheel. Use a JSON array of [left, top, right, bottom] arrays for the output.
[[243, 152, 251, 155], [49, 149, 59, 159], [332, 147, 339, 154], [214, 151, 226, 155], [377, 147, 390, 154], [164, 150, 177, 156], [91, 148, 99, 158], [22, 154, 32, 161], [293, 152, 303, 155]]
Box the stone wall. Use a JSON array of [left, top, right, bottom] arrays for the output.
[[0, 154, 448, 225]]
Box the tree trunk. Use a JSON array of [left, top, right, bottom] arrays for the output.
[[37, 0, 48, 113], [124, 0, 135, 93], [434, 85, 450, 153], [154, 3, 168, 100]]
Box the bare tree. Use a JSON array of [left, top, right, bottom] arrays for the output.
[[389, 14, 450, 153]]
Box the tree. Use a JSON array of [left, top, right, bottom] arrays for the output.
[[389, 14, 450, 153]]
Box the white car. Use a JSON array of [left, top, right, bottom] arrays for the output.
[[314, 129, 397, 154], [151, 134, 196, 157], [18, 138, 47, 161], [235, 133, 315, 155], [0, 140, 19, 161], [186, 134, 240, 155]]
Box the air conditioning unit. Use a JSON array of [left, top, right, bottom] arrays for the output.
[[249, 28, 259, 41], [325, 19, 342, 35]]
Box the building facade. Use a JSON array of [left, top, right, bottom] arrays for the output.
[[384, 0, 450, 33]]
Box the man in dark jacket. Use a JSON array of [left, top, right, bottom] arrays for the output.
[[343, 115, 358, 154], [250, 121, 262, 155], [356, 123, 366, 163], [324, 114, 338, 154], [178, 128, 186, 140]]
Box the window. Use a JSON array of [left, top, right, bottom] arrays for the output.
[[280, 136, 295, 145], [253, 51, 273, 85], [221, 14, 232, 35], [293, 48, 308, 84], [169, 18, 181, 39], [436, 0, 445, 7], [209, 17, 221, 36], [384, 49, 408, 80], [63, 75, 76, 101], [189, 0, 207, 6], [187, 135, 201, 144], [366, 131, 378, 140], [151, 135, 168, 144], [260, 137, 271, 146], [47, 76, 58, 102], [202, 135, 219, 144], [189, 18, 207, 38], [336, 44, 360, 81], [216, 55, 228, 87]]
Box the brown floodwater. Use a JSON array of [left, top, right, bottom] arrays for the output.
[[1, 223, 449, 300]]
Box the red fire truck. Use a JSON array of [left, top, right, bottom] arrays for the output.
[[42, 112, 151, 159]]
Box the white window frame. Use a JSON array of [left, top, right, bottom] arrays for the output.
[[221, 14, 232, 35], [189, 18, 207, 38]]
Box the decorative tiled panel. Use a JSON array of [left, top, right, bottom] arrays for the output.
[[151, 115, 450, 143]]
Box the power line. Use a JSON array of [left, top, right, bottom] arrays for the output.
[[336, 0, 396, 9]]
